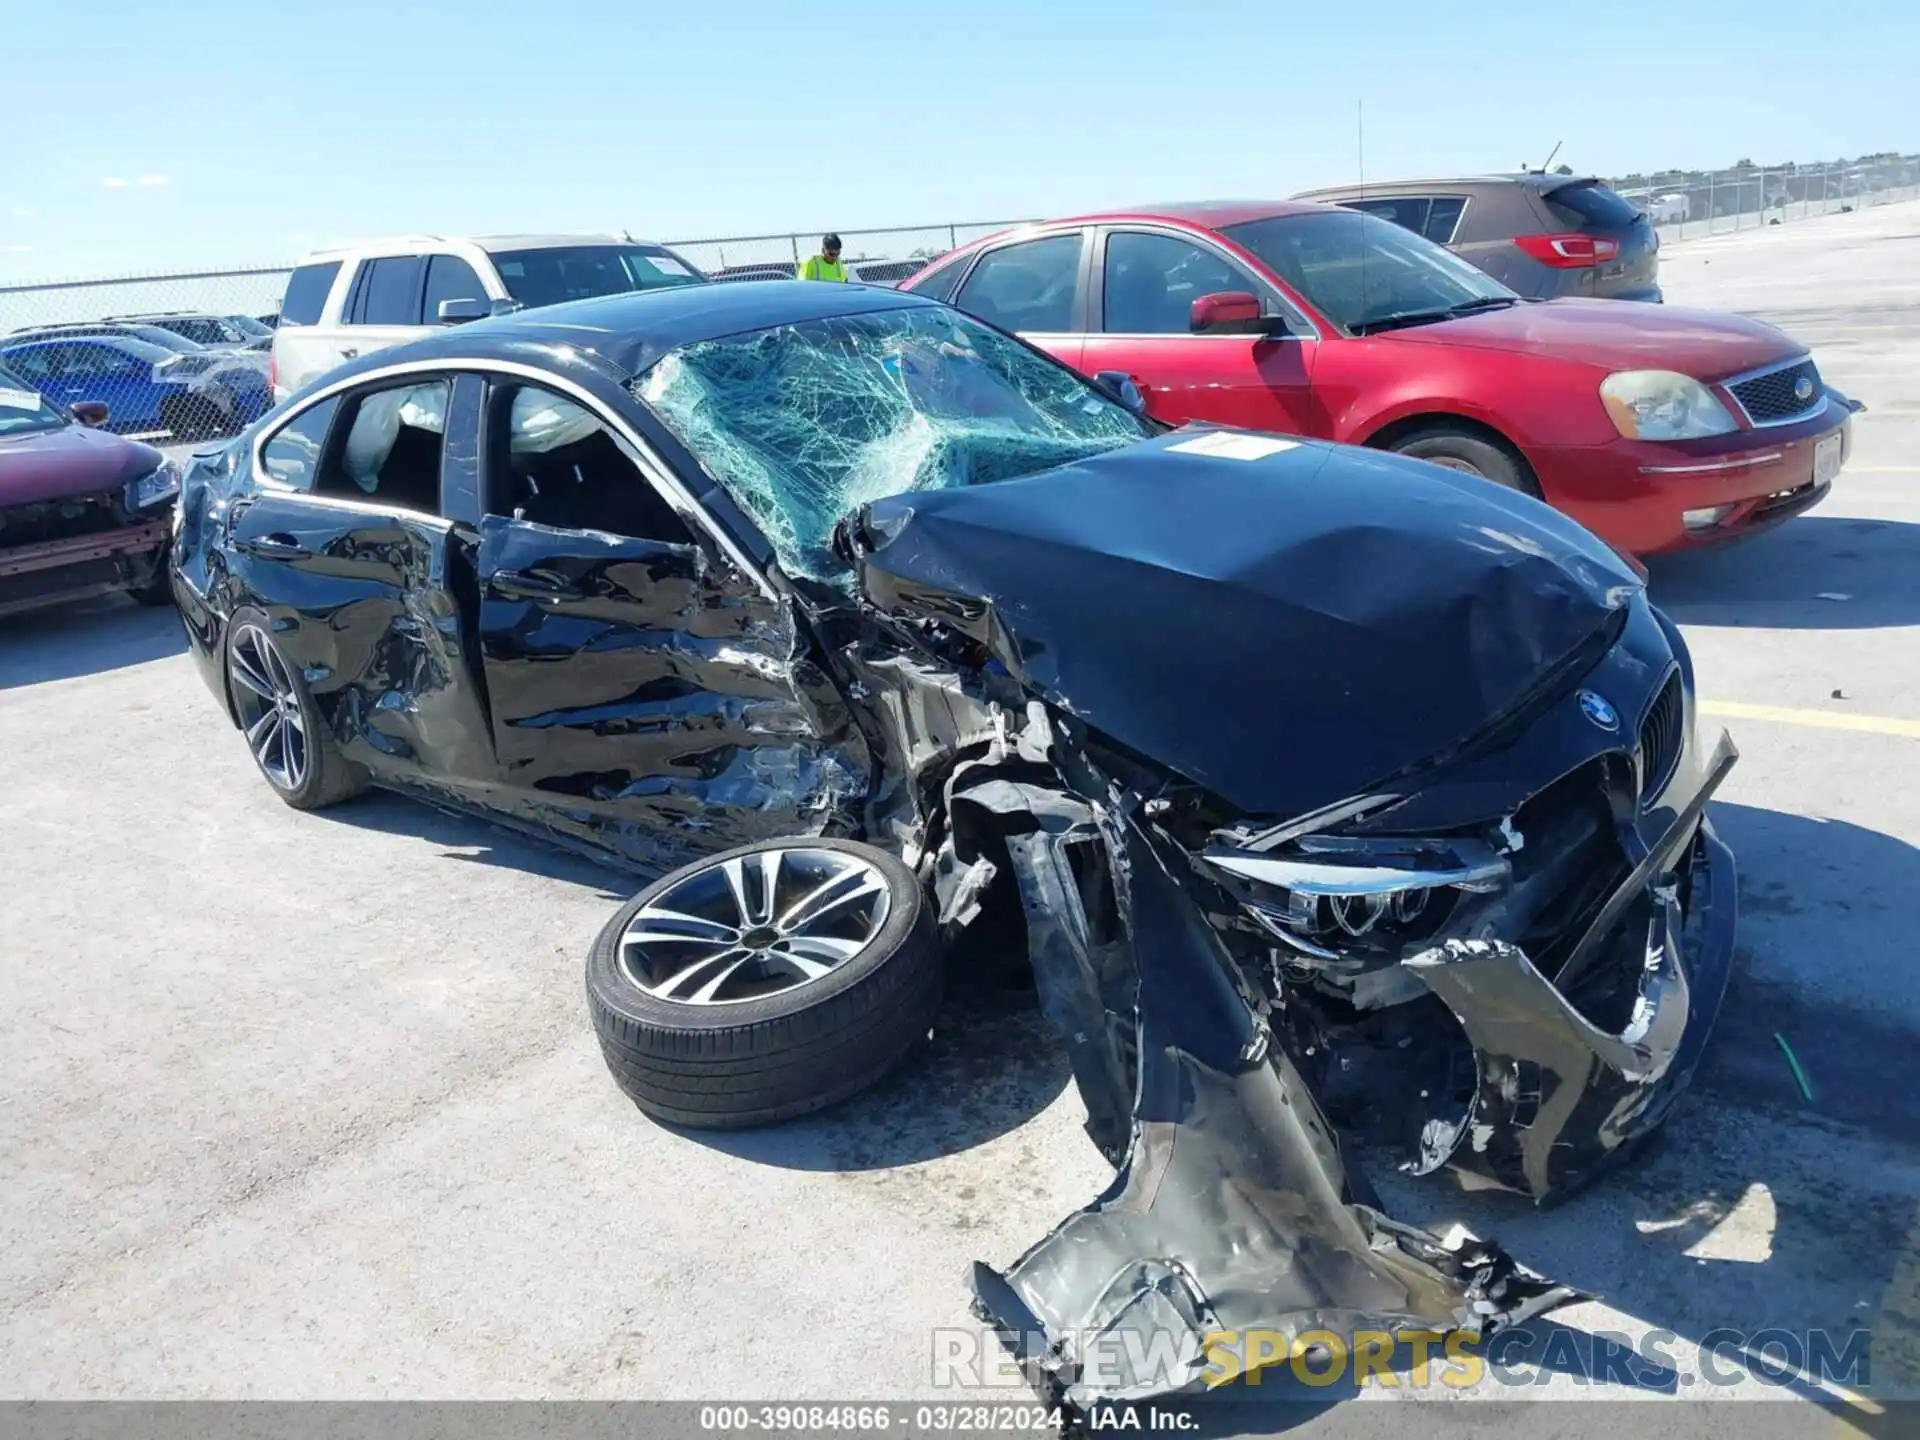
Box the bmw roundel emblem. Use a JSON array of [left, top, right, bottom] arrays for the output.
[[1578, 690, 1621, 732], [1793, 375, 1816, 402]]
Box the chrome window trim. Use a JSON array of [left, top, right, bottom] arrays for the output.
[[1715, 352, 1824, 429], [1083, 331, 1317, 344], [248, 357, 777, 600], [236, 487, 463, 529]]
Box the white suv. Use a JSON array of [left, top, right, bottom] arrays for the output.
[[269, 233, 708, 402]]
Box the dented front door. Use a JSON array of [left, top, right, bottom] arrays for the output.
[[474, 516, 863, 871]]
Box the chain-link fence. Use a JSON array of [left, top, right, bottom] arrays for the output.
[[3, 151, 1917, 441], [1603, 153, 1920, 242]]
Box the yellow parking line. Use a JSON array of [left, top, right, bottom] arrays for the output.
[[1702, 700, 1920, 738]]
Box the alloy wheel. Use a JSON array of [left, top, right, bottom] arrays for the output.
[[617, 847, 893, 1006], [228, 622, 309, 792]]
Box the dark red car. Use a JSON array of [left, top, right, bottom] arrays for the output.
[[902, 201, 1859, 555], [0, 369, 180, 618]]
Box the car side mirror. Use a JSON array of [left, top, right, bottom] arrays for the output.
[[1092, 370, 1149, 417], [69, 400, 109, 427], [436, 297, 490, 324], [1190, 290, 1277, 336]]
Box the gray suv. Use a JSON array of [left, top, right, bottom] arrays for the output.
[[1292, 173, 1661, 302]]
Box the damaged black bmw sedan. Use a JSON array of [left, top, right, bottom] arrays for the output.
[[172, 281, 1736, 1407]]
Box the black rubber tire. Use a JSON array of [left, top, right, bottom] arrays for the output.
[[586, 837, 944, 1129], [1388, 424, 1538, 495], [223, 606, 366, 811]]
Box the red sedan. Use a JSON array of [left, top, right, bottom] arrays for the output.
[[900, 201, 1856, 555]]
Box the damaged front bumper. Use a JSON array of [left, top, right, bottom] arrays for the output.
[[947, 729, 1580, 1411], [953, 714, 1735, 1411], [1405, 752, 1737, 1199]]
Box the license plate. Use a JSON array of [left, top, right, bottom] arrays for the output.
[[1814, 433, 1844, 486]]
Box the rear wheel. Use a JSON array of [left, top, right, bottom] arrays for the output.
[[586, 837, 943, 1129], [223, 608, 365, 810], [1387, 425, 1537, 496]]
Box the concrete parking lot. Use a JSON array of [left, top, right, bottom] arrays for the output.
[[4, 202, 1919, 1430]]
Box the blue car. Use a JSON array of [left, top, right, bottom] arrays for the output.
[[0, 334, 272, 439]]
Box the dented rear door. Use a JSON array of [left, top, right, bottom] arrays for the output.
[[223, 490, 498, 788]]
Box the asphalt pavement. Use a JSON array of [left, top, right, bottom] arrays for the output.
[[3, 200, 1918, 1433]]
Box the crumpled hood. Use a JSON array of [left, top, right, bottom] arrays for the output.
[[854, 431, 1640, 821], [1380, 297, 1803, 381], [0, 424, 161, 508]]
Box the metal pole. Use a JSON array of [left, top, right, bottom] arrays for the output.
[[1707, 169, 1716, 234], [1820, 163, 1829, 214]]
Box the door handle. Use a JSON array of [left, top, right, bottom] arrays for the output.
[[338, 348, 359, 359], [238, 533, 312, 560], [493, 568, 583, 603]]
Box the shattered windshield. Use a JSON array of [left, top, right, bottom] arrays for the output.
[[635, 306, 1153, 581]]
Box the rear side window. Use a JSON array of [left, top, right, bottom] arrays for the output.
[[1423, 197, 1467, 243], [903, 256, 967, 304], [1544, 182, 1644, 230], [350, 257, 426, 326], [1344, 197, 1431, 235], [422, 254, 487, 322], [319, 379, 450, 512], [260, 396, 341, 490], [279, 262, 342, 326], [953, 234, 1083, 333]]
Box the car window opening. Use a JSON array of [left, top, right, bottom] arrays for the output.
[[319, 380, 449, 513], [492, 384, 692, 544]]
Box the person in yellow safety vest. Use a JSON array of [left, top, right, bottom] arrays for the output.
[[797, 233, 850, 282]]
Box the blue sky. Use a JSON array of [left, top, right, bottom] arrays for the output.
[[2, 0, 1914, 282]]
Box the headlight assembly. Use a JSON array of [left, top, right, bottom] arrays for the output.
[[1599, 370, 1739, 441], [1203, 835, 1511, 958], [127, 458, 182, 512]]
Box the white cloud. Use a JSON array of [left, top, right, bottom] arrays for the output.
[[8, 205, 31, 218], [102, 176, 131, 189], [3, 243, 32, 253], [137, 173, 170, 187]]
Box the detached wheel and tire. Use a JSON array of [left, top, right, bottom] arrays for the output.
[[1388, 425, 1537, 495], [587, 837, 943, 1129], [224, 608, 366, 810]]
